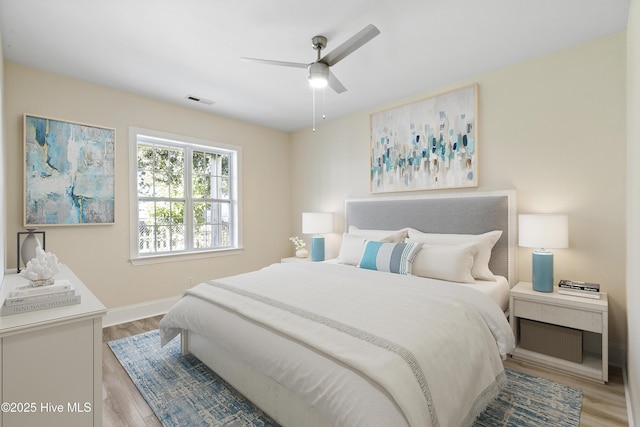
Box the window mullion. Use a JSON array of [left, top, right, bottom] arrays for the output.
[[184, 146, 194, 251], [227, 152, 235, 246]]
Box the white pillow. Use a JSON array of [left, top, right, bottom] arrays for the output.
[[411, 242, 479, 283], [337, 233, 366, 265], [407, 229, 502, 281], [348, 226, 408, 243]]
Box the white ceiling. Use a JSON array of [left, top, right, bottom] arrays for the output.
[[0, 0, 629, 132]]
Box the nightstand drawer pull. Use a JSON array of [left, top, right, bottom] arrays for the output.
[[513, 300, 603, 333]]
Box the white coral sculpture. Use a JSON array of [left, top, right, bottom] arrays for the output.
[[19, 247, 60, 282]]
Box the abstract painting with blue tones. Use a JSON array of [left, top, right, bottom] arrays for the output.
[[24, 115, 115, 225], [370, 84, 477, 193]]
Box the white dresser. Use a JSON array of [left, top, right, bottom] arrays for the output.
[[0, 265, 106, 427]]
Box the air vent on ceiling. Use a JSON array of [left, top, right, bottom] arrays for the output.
[[185, 95, 215, 105]]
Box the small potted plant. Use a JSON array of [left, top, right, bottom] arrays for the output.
[[289, 236, 308, 258]]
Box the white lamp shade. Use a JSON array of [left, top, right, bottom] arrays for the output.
[[302, 212, 333, 235], [518, 214, 569, 249]]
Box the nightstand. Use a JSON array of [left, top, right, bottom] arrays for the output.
[[509, 281, 608, 383], [281, 256, 311, 263]]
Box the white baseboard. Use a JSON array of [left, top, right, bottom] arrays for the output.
[[102, 296, 181, 327]]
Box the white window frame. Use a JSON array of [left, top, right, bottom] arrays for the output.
[[129, 127, 242, 265]]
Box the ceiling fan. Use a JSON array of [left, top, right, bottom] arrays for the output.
[[241, 24, 380, 94]]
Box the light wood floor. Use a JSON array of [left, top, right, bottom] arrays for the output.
[[102, 316, 629, 427], [103, 315, 164, 427]]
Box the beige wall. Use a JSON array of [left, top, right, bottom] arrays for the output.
[[3, 62, 292, 308], [291, 32, 628, 349], [0, 28, 4, 281], [627, 0, 639, 420]]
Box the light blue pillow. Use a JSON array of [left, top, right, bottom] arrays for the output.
[[359, 241, 422, 275]]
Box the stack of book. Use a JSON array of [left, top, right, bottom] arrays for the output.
[[1, 279, 81, 316], [558, 279, 601, 299]]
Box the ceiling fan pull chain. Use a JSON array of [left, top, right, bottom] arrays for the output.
[[322, 87, 326, 121], [312, 88, 316, 132]]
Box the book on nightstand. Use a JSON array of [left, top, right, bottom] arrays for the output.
[[558, 279, 601, 299]]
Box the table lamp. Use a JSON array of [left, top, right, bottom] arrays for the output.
[[518, 214, 569, 292], [302, 212, 333, 262]]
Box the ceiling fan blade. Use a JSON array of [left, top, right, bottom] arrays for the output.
[[320, 24, 380, 67], [241, 57, 308, 69], [328, 71, 347, 94]]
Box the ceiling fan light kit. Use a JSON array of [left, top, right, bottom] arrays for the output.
[[308, 63, 329, 88], [242, 24, 380, 129]]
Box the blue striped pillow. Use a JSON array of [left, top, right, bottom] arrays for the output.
[[358, 241, 422, 275]]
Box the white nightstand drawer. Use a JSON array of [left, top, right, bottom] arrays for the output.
[[513, 299, 603, 333]]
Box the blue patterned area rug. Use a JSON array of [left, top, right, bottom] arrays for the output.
[[108, 330, 582, 427]]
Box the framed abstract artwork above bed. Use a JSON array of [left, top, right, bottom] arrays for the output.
[[370, 83, 478, 193], [23, 114, 116, 226]]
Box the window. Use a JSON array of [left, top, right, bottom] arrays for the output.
[[130, 128, 241, 263]]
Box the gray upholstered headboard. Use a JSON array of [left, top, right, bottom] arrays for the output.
[[345, 190, 516, 285]]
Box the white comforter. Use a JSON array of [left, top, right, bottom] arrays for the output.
[[160, 262, 515, 427]]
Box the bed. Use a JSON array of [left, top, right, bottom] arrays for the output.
[[159, 190, 517, 427]]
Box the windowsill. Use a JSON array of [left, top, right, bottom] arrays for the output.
[[129, 247, 244, 266]]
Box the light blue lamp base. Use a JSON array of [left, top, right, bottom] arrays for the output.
[[311, 236, 325, 262], [532, 250, 554, 292]]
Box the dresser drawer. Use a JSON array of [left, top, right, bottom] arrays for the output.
[[513, 299, 603, 333]]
